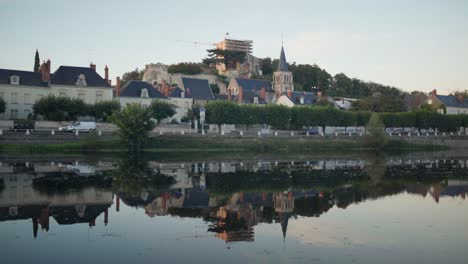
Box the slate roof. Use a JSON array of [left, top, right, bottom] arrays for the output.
[[286, 91, 316, 105], [235, 78, 272, 92], [0, 69, 47, 87], [277, 46, 289, 71], [169, 87, 184, 97], [234, 90, 267, 104], [50, 66, 111, 87], [214, 94, 229, 100], [436, 95, 468, 108], [120, 80, 167, 98], [181, 77, 214, 101]]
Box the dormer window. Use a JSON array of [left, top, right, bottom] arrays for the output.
[[300, 97, 304, 104], [76, 74, 87, 87], [254, 97, 259, 104], [141, 88, 149, 98], [10, 75, 19, 85]]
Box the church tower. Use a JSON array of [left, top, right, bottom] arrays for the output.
[[273, 45, 294, 95]]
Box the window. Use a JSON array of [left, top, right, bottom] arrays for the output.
[[24, 93, 32, 105], [11, 92, 18, 104], [140, 88, 149, 98], [76, 74, 87, 87], [10, 76, 19, 85], [96, 92, 103, 102], [428, 99, 432, 105], [10, 109, 18, 119]]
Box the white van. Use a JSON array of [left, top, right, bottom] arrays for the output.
[[58, 122, 96, 132]]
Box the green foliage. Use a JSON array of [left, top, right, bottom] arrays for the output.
[[289, 64, 332, 92], [33, 95, 87, 121], [261, 57, 274, 76], [0, 97, 5, 114], [205, 101, 240, 125], [149, 100, 176, 123], [89, 100, 121, 121], [352, 96, 406, 112], [121, 68, 144, 87], [262, 104, 291, 129], [167, 62, 202, 75], [34, 50, 40, 72], [365, 113, 388, 149], [210, 84, 220, 94], [110, 103, 156, 152], [185, 104, 200, 121], [203, 49, 246, 69]]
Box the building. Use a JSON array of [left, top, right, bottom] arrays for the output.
[[180, 77, 215, 106], [425, 89, 468, 114], [216, 38, 253, 54], [215, 38, 261, 77], [0, 60, 113, 119], [276, 91, 317, 107], [272, 46, 294, 95], [227, 78, 274, 104]]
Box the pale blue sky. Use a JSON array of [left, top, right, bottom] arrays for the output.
[[1, 0, 467, 93]]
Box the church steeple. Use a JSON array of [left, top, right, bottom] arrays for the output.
[[277, 46, 288, 71], [273, 45, 294, 95]]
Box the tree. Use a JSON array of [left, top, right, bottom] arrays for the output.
[[149, 100, 176, 123], [33, 95, 87, 121], [0, 97, 5, 114], [121, 68, 145, 87], [365, 113, 388, 149], [351, 96, 406, 112], [90, 100, 121, 121], [203, 49, 246, 70], [261, 57, 274, 76], [210, 84, 220, 95], [110, 103, 156, 152], [34, 50, 40, 72], [168, 62, 202, 75], [450, 90, 468, 97]]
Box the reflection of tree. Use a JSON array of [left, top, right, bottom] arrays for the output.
[[366, 153, 386, 183], [111, 155, 174, 198]]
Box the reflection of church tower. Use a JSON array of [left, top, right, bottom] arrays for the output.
[[273, 46, 294, 96], [273, 192, 294, 240]]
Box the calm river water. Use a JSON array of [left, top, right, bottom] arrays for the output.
[[1, 153, 467, 263]]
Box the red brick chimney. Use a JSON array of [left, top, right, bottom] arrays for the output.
[[104, 65, 109, 83], [41, 60, 51, 82], [227, 89, 232, 101], [238, 87, 244, 104], [457, 94, 464, 103], [116, 77, 121, 96], [260, 87, 266, 100], [287, 89, 292, 98], [90, 63, 96, 71], [432, 89, 437, 95]]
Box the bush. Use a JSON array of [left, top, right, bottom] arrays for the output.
[[33, 95, 87, 121], [89, 100, 121, 122], [365, 113, 388, 149], [149, 100, 176, 123]]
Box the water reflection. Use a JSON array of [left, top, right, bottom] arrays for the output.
[[1, 156, 467, 245]]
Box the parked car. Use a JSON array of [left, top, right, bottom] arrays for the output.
[[9, 120, 35, 132], [58, 122, 96, 132], [301, 127, 319, 135]]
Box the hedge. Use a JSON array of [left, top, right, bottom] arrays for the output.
[[205, 101, 468, 132]]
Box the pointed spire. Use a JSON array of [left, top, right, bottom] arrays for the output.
[[277, 45, 288, 71], [280, 212, 290, 240]]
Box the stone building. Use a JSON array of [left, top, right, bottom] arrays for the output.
[[273, 46, 294, 96]]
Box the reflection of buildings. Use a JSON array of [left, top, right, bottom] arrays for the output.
[[0, 165, 113, 238]]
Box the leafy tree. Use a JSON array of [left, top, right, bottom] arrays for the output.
[[90, 100, 121, 121], [33, 95, 87, 121], [289, 64, 332, 92], [352, 96, 406, 112], [168, 62, 202, 75], [261, 57, 274, 76], [34, 50, 40, 72], [0, 97, 5, 114], [121, 68, 145, 87], [110, 103, 156, 152], [203, 49, 246, 70], [149, 100, 176, 123], [365, 113, 388, 149], [205, 101, 240, 126], [450, 90, 468, 97]]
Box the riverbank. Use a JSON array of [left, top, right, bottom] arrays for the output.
[[0, 135, 447, 154]]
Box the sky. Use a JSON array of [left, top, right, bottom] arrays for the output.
[[0, 0, 467, 94]]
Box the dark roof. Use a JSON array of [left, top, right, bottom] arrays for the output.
[[436, 95, 468, 108], [277, 46, 289, 71], [51, 205, 110, 225], [169, 87, 185, 98], [50, 66, 111, 88], [214, 94, 229, 100], [235, 78, 272, 92], [182, 188, 210, 208], [181, 77, 214, 101], [234, 90, 267, 104], [0, 69, 47, 87], [286, 91, 316, 105], [120, 81, 167, 98]]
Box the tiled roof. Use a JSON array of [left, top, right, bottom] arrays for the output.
[[169, 87, 185, 98], [287, 91, 316, 105], [235, 78, 272, 92], [234, 90, 267, 104], [0, 69, 47, 87], [50, 66, 111, 88], [119, 80, 167, 98], [436, 95, 468, 108], [181, 77, 214, 101]]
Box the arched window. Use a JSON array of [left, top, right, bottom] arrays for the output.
[[141, 88, 149, 98]]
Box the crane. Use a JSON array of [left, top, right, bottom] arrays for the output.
[[175, 40, 217, 47]]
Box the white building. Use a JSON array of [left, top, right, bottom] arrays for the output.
[[0, 61, 113, 119]]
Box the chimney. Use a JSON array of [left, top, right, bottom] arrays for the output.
[[164, 86, 170, 97], [116, 77, 121, 96], [317, 91, 323, 98], [104, 65, 109, 83], [260, 87, 266, 100], [238, 87, 244, 104], [41, 60, 51, 82], [432, 89, 437, 95], [227, 89, 232, 101], [287, 89, 292, 98], [186, 88, 191, 97], [90, 63, 96, 71], [457, 94, 464, 103]]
